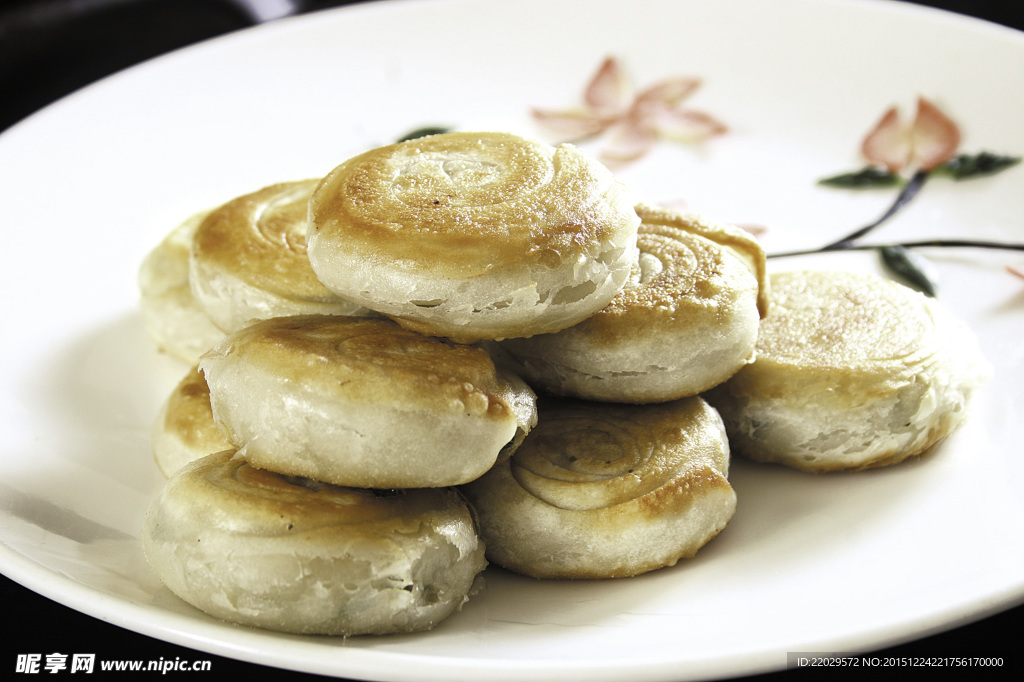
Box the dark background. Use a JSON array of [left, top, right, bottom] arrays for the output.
[[1, 0, 1021, 679]]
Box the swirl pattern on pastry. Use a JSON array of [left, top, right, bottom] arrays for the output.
[[137, 211, 226, 363], [199, 314, 538, 488], [497, 206, 767, 402], [705, 270, 990, 472], [189, 180, 371, 333], [460, 396, 736, 579], [306, 131, 641, 342], [142, 450, 487, 635]]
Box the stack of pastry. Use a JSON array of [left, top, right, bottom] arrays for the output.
[[138, 131, 987, 637]]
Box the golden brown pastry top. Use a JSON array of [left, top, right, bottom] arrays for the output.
[[159, 364, 230, 452], [204, 314, 519, 420], [572, 212, 763, 348], [754, 270, 935, 379], [190, 180, 339, 302], [633, 204, 769, 317], [164, 450, 466, 537], [308, 131, 638, 279]]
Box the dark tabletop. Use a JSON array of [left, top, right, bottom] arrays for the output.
[[2, 1, 1021, 680]]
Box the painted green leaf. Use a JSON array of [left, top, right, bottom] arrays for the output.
[[879, 245, 939, 297], [818, 167, 904, 188], [934, 152, 1021, 180]]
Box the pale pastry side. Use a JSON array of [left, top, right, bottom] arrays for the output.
[[137, 211, 227, 363]]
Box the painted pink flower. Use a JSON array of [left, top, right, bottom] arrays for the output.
[[861, 97, 961, 172], [532, 57, 727, 162]]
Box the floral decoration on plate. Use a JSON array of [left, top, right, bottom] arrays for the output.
[[771, 97, 1023, 293], [531, 56, 727, 163]]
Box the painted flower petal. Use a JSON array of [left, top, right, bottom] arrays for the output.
[[1007, 264, 1024, 281], [530, 108, 615, 140], [533, 57, 729, 161], [584, 56, 633, 117], [861, 98, 961, 172], [646, 106, 728, 142], [909, 97, 961, 170], [861, 106, 911, 172], [632, 77, 703, 109]]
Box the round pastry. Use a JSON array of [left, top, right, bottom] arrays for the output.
[[306, 131, 641, 343], [704, 269, 990, 472], [137, 211, 226, 363], [189, 179, 371, 333], [460, 396, 736, 579], [496, 206, 768, 403], [151, 364, 233, 477], [200, 314, 538, 488], [142, 450, 487, 635]]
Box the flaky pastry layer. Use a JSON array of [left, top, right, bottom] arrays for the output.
[[461, 396, 736, 579], [200, 315, 537, 488], [706, 270, 990, 472], [189, 180, 369, 332], [138, 211, 226, 363], [498, 207, 766, 402], [143, 451, 486, 635], [306, 132, 640, 341]]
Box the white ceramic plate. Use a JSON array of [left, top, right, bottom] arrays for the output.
[[2, 0, 1022, 679]]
